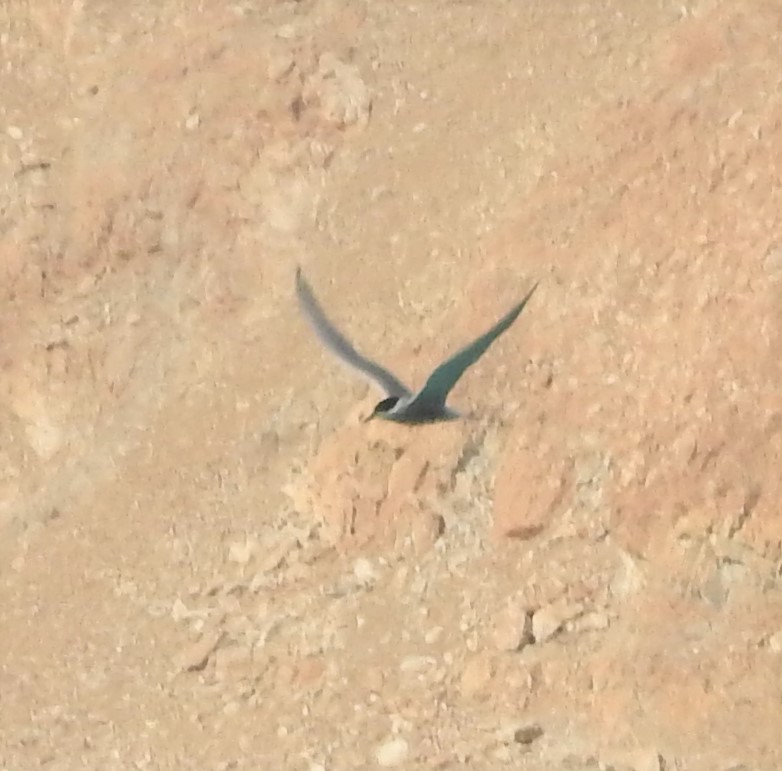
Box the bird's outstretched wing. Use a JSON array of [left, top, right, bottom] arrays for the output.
[[295, 267, 412, 398], [407, 281, 539, 411]]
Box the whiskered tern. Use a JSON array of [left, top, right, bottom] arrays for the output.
[[295, 267, 538, 424]]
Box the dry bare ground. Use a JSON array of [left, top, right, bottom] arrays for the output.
[[1, 1, 781, 769]]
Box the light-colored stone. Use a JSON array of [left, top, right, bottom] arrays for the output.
[[353, 556, 378, 586], [531, 601, 583, 644], [460, 653, 495, 699], [399, 655, 436, 674], [492, 603, 533, 651], [375, 737, 409, 768], [258, 533, 299, 573], [228, 537, 258, 565], [602, 748, 664, 771], [303, 52, 371, 129], [768, 629, 782, 653], [268, 51, 295, 81], [493, 441, 571, 540], [214, 644, 252, 681], [174, 629, 223, 672]]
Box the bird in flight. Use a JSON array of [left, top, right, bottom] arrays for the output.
[[295, 267, 538, 424]]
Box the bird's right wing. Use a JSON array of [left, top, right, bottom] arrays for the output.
[[295, 268, 412, 398], [409, 281, 539, 411]]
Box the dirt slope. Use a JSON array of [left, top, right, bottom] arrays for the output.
[[1, 1, 781, 770]]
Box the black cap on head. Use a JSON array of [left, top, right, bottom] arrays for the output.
[[364, 396, 399, 422]]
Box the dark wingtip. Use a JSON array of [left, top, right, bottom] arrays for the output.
[[295, 265, 309, 298], [516, 279, 540, 312]]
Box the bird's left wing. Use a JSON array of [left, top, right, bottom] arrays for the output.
[[408, 281, 539, 410]]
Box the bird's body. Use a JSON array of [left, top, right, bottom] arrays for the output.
[[370, 394, 461, 424], [295, 267, 537, 424]]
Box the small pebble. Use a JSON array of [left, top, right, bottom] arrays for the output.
[[460, 653, 494, 698], [228, 538, 257, 565], [353, 557, 378, 586], [531, 601, 582, 643], [513, 723, 544, 745], [399, 655, 436, 673], [493, 604, 533, 651], [174, 629, 222, 672], [375, 737, 409, 767]]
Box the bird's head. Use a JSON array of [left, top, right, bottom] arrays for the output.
[[364, 396, 400, 422]]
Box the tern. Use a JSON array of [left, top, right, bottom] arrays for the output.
[[295, 267, 538, 424]]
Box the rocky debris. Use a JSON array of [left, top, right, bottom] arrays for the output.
[[600, 749, 666, 771], [531, 600, 585, 644], [767, 629, 782, 653], [375, 737, 410, 767], [302, 52, 372, 130], [352, 556, 379, 587], [492, 602, 534, 652], [492, 435, 572, 541], [568, 609, 610, 634], [227, 537, 258, 565], [509, 723, 544, 746], [174, 628, 224, 673], [267, 50, 295, 82], [256, 531, 302, 575], [298, 425, 467, 552], [459, 652, 496, 700], [399, 655, 437, 675]]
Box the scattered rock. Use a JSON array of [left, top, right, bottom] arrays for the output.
[[496, 719, 544, 747], [459, 653, 495, 699], [767, 629, 782, 653], [493, 442, 571, 540], [375, 737, 409, 767], [303, 52, 371, 129], [399, 655, 436, 674], [258, 533, 299, 573], [228, 537, 258, 565], [353, 556, 378, 586], [513, 723, 544, 745], [568, 610, 610, 634], [601, 748, 665, 771], [25, 417, 63, 461], [275, 23, 297, 40], [175, 629, 223, 672], [610, 546, 646, 598], [214, 643, 253, 681], [184, 112, 200, 131], [531, 600, 584, 644], [170, 598, 192, 622], [268, 51, 295, 82], [492, 603, 533, 651]]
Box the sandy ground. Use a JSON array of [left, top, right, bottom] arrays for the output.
[[1, 1, 781, 769]]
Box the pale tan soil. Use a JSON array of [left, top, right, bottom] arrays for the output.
[[1, 1, 781, 770]]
